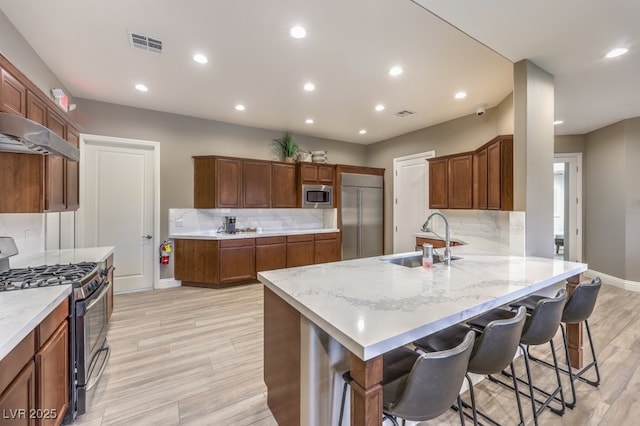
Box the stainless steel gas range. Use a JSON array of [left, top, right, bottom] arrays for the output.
[[0, 237, 112, 421]]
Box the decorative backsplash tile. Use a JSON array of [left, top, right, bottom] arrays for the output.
[[169, 208, 338, 235]]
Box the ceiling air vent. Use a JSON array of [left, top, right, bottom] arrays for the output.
[[128, 31, 163, 54], [394, 110, 416, 118]]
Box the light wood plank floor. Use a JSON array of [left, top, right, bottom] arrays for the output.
[[70, 283, 640, 425]]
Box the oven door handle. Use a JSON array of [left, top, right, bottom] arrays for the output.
[[86, 279, 111, 312], [86, 345, 110, 391]]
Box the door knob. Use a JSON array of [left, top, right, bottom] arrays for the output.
[[142, 235, 152, 239]]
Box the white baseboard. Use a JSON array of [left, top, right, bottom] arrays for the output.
[[155, 278, 181, 289], [585, 269, 640, 292]]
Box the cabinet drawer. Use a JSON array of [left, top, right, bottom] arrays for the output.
[[313, 232, 339, 241], [256, 236, 286, 245], [219, 238, 255, 248], [0, 331, 35, 392], [37, 301, 68, 348], [287, 234, 313, 243]]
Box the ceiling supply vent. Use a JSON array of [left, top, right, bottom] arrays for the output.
[[128, 31, 163, 54], [394, 110, 416, 118]]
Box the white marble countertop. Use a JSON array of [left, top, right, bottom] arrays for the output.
[[259, 253, 587, 360], [0, 285, 71, 360], [10, 246, 115, 269], [169, 228, 340, 240]]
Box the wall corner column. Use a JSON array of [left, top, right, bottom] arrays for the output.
[[513, 59, 555, 257]]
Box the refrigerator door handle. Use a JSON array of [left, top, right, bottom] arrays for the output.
[[357, 188, 363, 258]]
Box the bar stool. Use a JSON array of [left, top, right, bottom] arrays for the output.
[[510, 277, 602, 408], [413, 306, 528, 426], [468, 289, 568, 426], [338, 331, 475, 425]]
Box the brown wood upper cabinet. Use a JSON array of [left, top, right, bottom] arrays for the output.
[[428, 153, 473, 209], [447, 153, 473, 209], [299, 163, 335, 185], [243, 160, 271, 208], [271, 163, 297, 208], [474, 135, 513, 211], [428, 135, 513, 211], [1, 67, 26, 116], [0, 55, 81, 213], [194, 156, 301, 209]]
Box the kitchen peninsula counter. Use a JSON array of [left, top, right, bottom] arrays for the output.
[[259, 253, 587, 425]]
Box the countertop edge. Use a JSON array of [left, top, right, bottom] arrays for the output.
[[170, 228, 340, 240], [0, 286, 71, 361]]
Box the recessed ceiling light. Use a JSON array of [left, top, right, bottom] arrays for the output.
[[388, 66, 403, 77], [305, 118, 314, 124], [235, 104, 245, 111], [359, 129, 367, 135], [454, 91, 467, 99], [303, 82, 315, 92], [605, 47, 628, 59], [375, 104, 385, 112], [553, 120, 564, 125], [135, 83, 148, 92], [193, 54, 208, 64], [290, 26, 306, 39]]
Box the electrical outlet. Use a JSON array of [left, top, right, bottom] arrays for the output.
[[176, 219, 184, 227]]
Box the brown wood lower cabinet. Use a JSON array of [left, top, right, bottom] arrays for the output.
[[286, 235, 315, 268], [35, 322, 68, 426], [256, 237, 287, 273], [0, 300, 69, 426], [219, 239, 256, 284], [313, 233, 341, 264], [176, 232, 343, 288]]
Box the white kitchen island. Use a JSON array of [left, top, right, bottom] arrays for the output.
[[258, 252, 587, 426]]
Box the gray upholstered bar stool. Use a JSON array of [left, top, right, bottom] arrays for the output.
[[468, 289, 568, 426], [338, 331, 475, 426], [510, 277, 602, 408], [413, 306, 528, 426]]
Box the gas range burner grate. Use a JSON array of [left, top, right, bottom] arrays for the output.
[[0, 262, 98, 292]]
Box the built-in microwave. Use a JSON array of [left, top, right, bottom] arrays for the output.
[[302, 184, 333, 208]]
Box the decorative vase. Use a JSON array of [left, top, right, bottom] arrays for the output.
[[284, 156, 295, 163]]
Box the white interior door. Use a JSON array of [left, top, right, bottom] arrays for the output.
[[79, 135, 159, 293], [554, 153, 583, 262], [393, 151, 435, 253]]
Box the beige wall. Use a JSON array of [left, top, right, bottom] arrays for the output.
[[584, 122, 627, 277], [555, 135, 585, 154], [0, 10, 73, 105], [73, 99, 367, 278], [625, 118, 640, 281], [366, 94, 514, 253]]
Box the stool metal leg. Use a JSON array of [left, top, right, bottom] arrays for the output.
[[521, 345, 539, 426]]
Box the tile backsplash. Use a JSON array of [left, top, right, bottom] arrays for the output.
[[169, 208, 338, 235], [0, 213, 45, 263], [429, 209, 526, 255]]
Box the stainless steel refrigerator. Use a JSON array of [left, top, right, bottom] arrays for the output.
[[341, 173, 384, 260]]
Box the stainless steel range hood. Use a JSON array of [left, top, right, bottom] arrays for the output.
[[0, 112, 80, 161]]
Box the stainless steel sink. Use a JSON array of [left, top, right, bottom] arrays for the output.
[[380, 253, 461, 268]]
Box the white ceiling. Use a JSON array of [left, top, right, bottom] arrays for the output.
[[0, 0, 637, 144], [415, 0, 640, 136]]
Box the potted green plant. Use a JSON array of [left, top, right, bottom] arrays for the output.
[[272, 131, 298, 163]]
